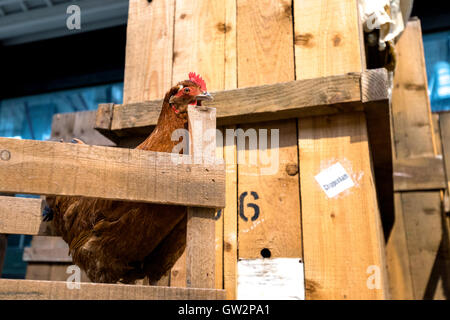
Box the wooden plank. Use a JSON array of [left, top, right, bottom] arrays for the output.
[[393, 156, 446, 191], [0, 279, 226, 300], [294, 0, 365, 78], [215, 129, 224, 290], [391, 19, 437, 158], [169, 0, 229, 290], [298, 112, 388, 299], [222, 0, 237, 297], [389, 19, 448, 300], [108, 72, 364, 136], [0, 196, 55, 236], [171, 0, 225, 92], [123, 0, 175, 104], [385, 194, 415, 300], [185, 106, 218, 289], [295, 0, 388, 300], [236, 0, 301, 261], [0, 138, 225, 208], [223, 125, 238, 300], [360, 68, 393, 232], [94, 104, 119, 144], [237, 120, 302, 258], [401, 192, 449, 299], [23, 247, 72, 263], [51, 111, 115, 146]]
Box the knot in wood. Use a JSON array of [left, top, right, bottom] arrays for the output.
[[0, 150, 11, 161], [285, 164, 298, 176]]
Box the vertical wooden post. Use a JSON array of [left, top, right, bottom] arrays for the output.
[[186, 106, 217, 288]]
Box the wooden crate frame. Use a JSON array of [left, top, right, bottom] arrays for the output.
[[0, 107, 226, 300], [95, 68, 393, 299]]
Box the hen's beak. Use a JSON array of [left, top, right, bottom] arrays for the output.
[[196, 92, 213, 101]]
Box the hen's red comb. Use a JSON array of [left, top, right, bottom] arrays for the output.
[[189, 72, 207, 92]]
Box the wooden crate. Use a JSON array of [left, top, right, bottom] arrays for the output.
[[2, 0, 396, 300], [0, 106, 226, 300], [96, 70, 391, 300], [89, 0, 390, 300]]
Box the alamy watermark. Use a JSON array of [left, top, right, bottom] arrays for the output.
[[66, 5, 81, 30], [170, 125, 280, 176], [66, 265, 81, 289], [366, 265, 382, 290]]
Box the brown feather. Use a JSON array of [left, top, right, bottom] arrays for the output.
[[47, 81, 201, 284]]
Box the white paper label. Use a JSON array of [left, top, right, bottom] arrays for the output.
[[314, 162, 354, 198], [238, 258, 304, 300]]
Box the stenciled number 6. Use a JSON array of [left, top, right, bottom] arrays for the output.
[[239, 191, 260, 222]]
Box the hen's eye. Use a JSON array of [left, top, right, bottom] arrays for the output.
[[184, 87, 190, 93]]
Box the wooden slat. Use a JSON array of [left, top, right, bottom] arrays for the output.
[[389, 19, 448, 300], [106, 72, 364, 136], [123, 0, 175, 104], [51, 111, 115, 146], [393, 156, 446, 191], [186, 106, 217, 289], [214, 129, 224, 290], [23, 247, 72, 263], [223, 125, 238, 299], [236, 0, 302, 261], [0, 279, 226, 300], [0, 196, 55, 236], [0, 138, 225, 208], [400, 192, 449, 299], [298, 112, 388, 299], [391, 19, 437, 158], [171, 0, 225, 92], [221, 0, 238, 298], [361, 68, 394, 230], [168, 0, 229, 290], [295, 0, 388, 300], [294, 0, 365, 79], [385, 194, 415, 300]]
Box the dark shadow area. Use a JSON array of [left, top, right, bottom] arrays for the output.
[[0, 25, 127, 100]]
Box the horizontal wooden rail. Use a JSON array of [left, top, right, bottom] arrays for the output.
[[393, 156, 446, 191], [0, 196, 56, 236], [23, 247, 72, 262], [0, 279, 226, 300], [96, 69, 389, 138], [0, 138, 225, 208]]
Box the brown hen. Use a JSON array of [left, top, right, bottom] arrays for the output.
[[45, 73, 212, 284]]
